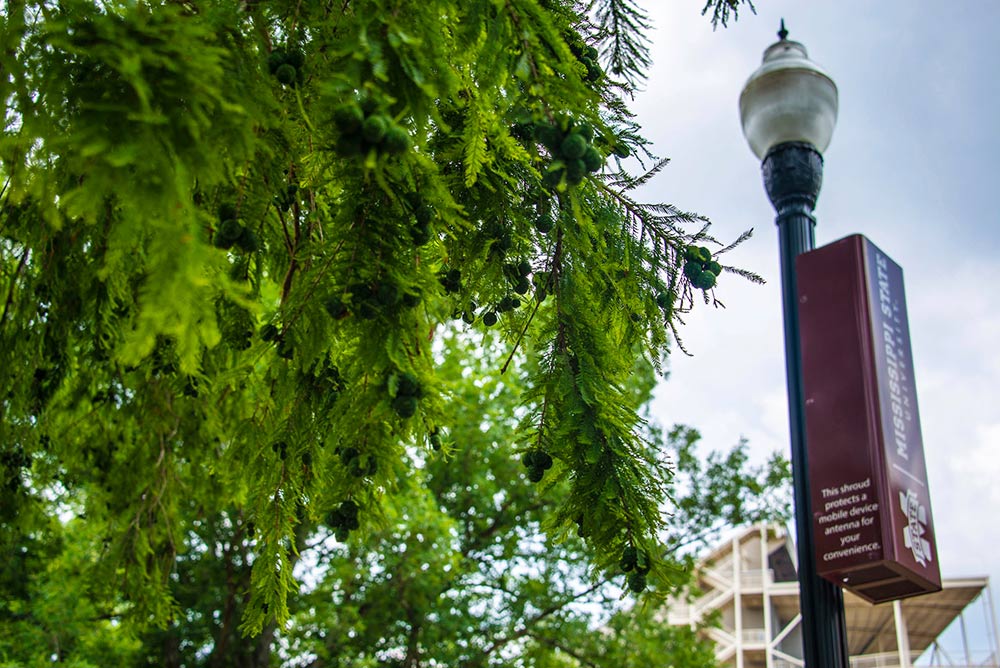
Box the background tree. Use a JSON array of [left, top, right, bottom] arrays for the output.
[[0, 329, 789, 667], [1, 0, 757, 639]]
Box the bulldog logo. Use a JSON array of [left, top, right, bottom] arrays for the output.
[[899, 489, 932, 567]]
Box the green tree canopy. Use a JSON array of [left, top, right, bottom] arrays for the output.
[[1, 0, 757, 639], [0, 329, 788, 667]]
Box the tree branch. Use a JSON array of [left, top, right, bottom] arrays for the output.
[[0, 247, 29, 335], [477, 576, 612, 660], [527, 631, 603, 668]]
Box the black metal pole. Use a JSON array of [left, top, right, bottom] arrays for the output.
[[762, 141, 849, 668]]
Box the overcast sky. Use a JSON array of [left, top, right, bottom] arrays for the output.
[[635, 0, 1000, 652]]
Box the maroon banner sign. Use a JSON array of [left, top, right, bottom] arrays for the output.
[[797, 234, 941, 604]]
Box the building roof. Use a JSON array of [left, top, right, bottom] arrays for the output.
[[846, 578, 990, 656], [715, 525, 991, 657]]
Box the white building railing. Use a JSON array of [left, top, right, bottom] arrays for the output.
[[850, 652, 900, 668], [740, 569, 774, 589], [774, 660, 803, 668], [700, 567, 774, 589], [849, 651, 1000, 668]]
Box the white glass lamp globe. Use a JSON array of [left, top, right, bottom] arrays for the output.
[[740, 24, 839, 160]]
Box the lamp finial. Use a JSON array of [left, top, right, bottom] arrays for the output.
[[778, 19, 789, 41]]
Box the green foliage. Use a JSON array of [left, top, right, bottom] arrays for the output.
[[702, 0, 757, 28], [0, 329, 790, 666], [588, 0, 652, 85], [523, 606, 718, 668], [665, 425, 793, 551], [0, 0, 762, 645], [0, 512, 144, 666]]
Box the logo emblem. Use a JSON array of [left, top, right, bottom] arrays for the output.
[[899, 489, 932, 567]]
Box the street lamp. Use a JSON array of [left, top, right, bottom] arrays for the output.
[[739, 21, 848, 668]]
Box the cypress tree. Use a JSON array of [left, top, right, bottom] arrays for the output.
[[0, 0, 759, 635]]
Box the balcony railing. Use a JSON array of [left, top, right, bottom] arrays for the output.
[[773, 659, 804, 668], [741, 628, 768, 645], [699, 568, 774, 590], [850, 652, 900, 668], [844, 651, 1000, 668], [740, 569, 773, 588]]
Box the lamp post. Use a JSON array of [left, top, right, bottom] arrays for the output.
[[739, 21, 848, 668]]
